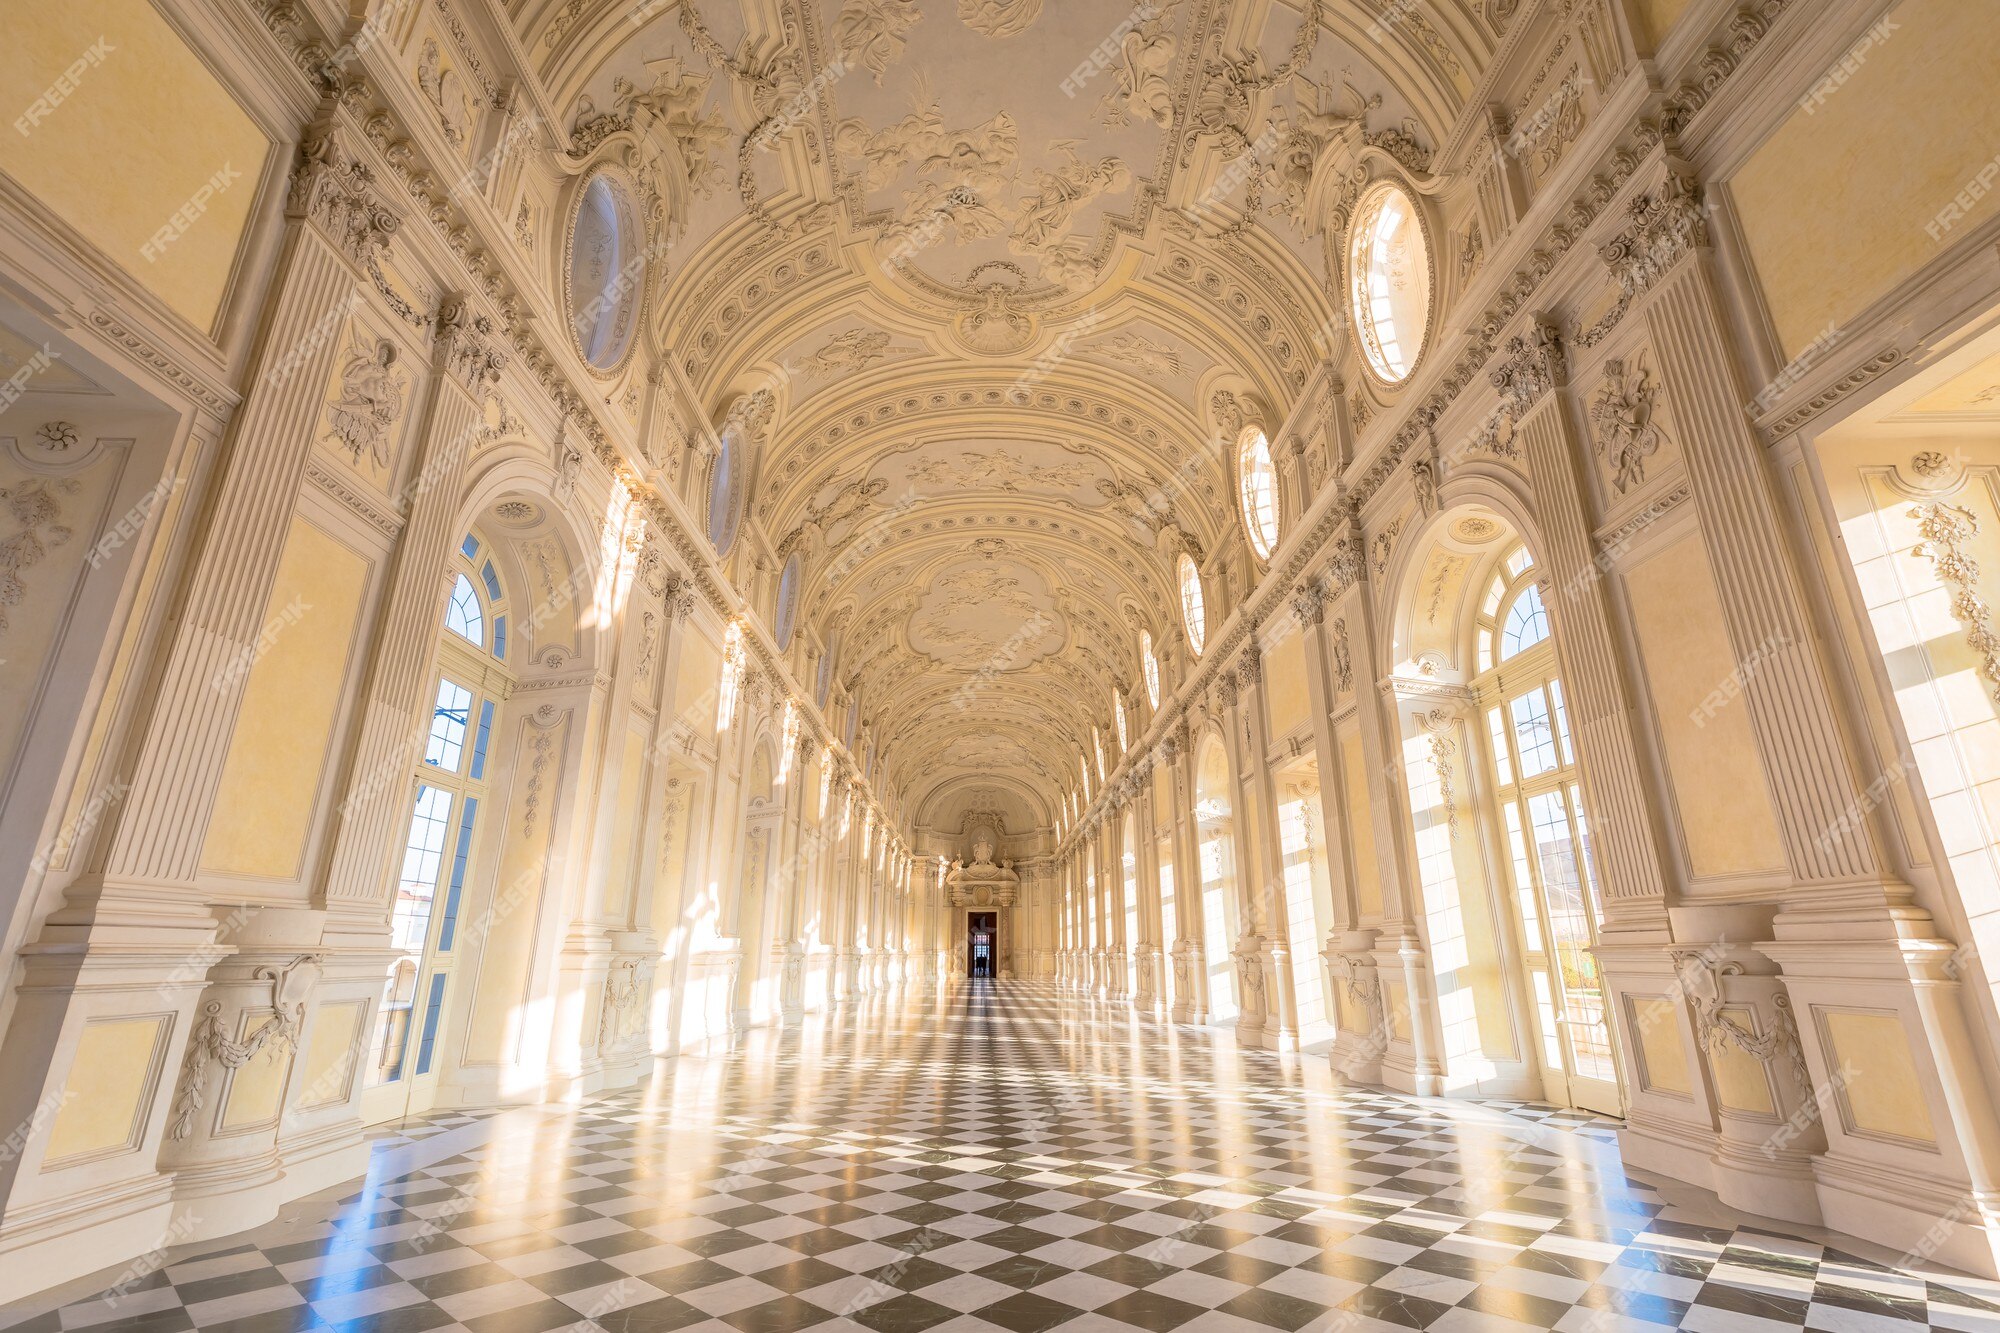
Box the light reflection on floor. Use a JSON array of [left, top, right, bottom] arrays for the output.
[[6, 981, 2000, 1332]]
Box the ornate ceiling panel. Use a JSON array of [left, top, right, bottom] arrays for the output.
[[507, 0, 1505, 824]]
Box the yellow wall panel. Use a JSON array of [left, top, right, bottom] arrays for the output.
[[1824, 1008, 1937, 1143], [1265, 629, 1310, 736], [1709, 1009, 1778, 1116], [1636, 0, 1693, 46], [1629, 997, 1692, 1096], [604, 727, 648, 919], [202, 518, 370, 879], [220, 1009, 292, 1129], [295, 1000, 363, 1110], [45, 1015, 167, 1162], [0, 0, 268, 330], [677, 635, 720, 738], [1625, 533, 1788, 879], [1731, 0, 2000, 356], [1339, 731, 1383, 919]]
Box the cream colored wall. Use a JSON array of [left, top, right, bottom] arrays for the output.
[[1635, 0, 1694, 47], [200, 516, 371, 880], [1731, 0, 2000, 357], [0, 0, 268, 331], [1624, 530, 1788, 880], [1709, 1009, 1778, 1116], [604, 727, 648, 920]]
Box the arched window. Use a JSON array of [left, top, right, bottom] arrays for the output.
[[1501, 583, 1551, 660], [1178, 554, 1206, 656], [1347, 180, 1433, 385], [445, 574, 483, 647], [1238, 428, 1280, 560], [1140, 630, 1160, 707], [708, 427, 743, 556]]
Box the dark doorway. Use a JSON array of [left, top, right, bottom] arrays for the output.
[[968, 912, 996, 978]]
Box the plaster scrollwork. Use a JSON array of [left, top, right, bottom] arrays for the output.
[[1588, 356, 1667, 494], [801, 329, 922, 380], [1575, 170, 1709, 348], [324, 340, 406, 470], [287, 131, 401, 263], [435, 296, 509, 392], [1911, 501, 2000, 705], [416, 38, 474, 150], [1421, 708, 1460, 832], [1097, 0, 1179, 130], [1411, 453, 1439, 517], [33, 422, 78, 454], [1333, 952, 1384, 1024], [1289, 581, 1324, 629], [957, 0, 1044, 39], [168, 955, 324, 1140], [1179, 0, 1323, 232], [832, 0, 924, 85], [1232, 936, 1270, 1018], [1332, 618, 1353, 693], [597, 956, 653, 1051], [1672, 950, 1812, 1092], [551, 439, 584, 505], [0, 478, 76, 633]]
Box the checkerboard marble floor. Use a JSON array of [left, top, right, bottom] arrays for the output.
[[7, 980, 2000, 1333]]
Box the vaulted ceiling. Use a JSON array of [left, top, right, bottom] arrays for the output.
[[507, 0, 1499, 830]]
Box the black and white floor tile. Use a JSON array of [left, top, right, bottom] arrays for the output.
[[5, 981, 1999, 1332]]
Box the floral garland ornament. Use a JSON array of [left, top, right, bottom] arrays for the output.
[[169, 955, 324, 1140], [1911, 501, 2000, 705]]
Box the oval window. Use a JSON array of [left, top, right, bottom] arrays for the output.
[[774, 552, 802, 649], [1178, 554, 1206, 657], [707, 428, 741, 555], [567, 172, 645, 372], [1346, 181, 1432, 385], [1238, 427, 1280, 560]]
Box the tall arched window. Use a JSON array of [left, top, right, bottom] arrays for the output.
[[1178, 554, 1206, 656], [1238, 427, 1280, 560], [1140, 629, 1160, 707], [367, 527, 511, 1116], [1471, 541, 1616, 1114]]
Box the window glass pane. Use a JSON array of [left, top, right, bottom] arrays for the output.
[[445, 574, 482, 646], [414, 972, 448, 1076], [1503, 802, 1541, 950], [1179, 556, 1205, 654], [460, 534, 479, 559], [492, 615, 507, 661], [1506, 545, 1532, 578], [480, 560, 502, 602], [437, 796, 477, 953], [1549, 677, 1573, 765], [426, 678, 474, 771], [1477, 627, 1493, 674], [470, 699, 495, 780], [1239, 430, 1279, 558], [1528, 789, 1614, 1082], [394, 785, 453, 953], [1482, 575, 1505, 616], [1487, 707, 1513, 787], [1511, 690, 1559, 777], [1501, 583, 1550, 659]]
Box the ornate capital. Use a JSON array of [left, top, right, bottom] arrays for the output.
[[1289, 581, 1324, 629], [287, 128, 398, 261], [434, 296, 509, 391]]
